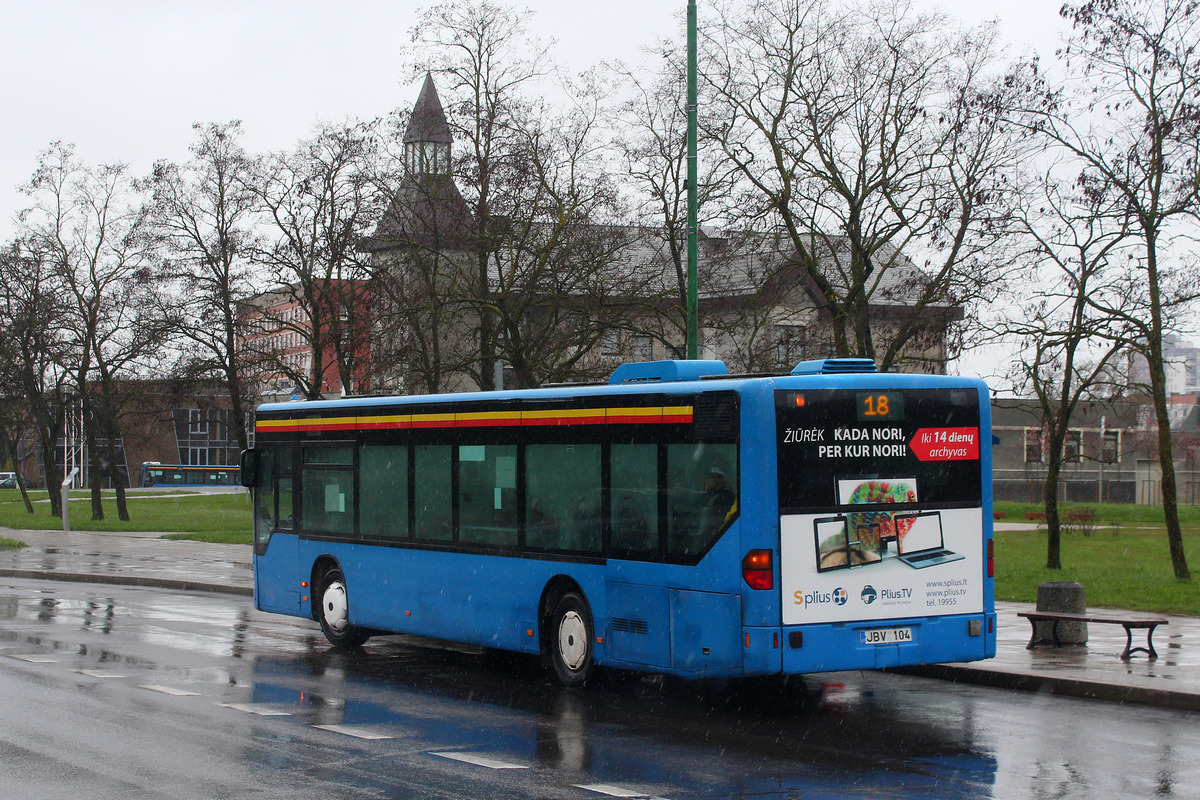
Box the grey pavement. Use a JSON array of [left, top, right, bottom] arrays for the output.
[[0, 524, 1197, 711]]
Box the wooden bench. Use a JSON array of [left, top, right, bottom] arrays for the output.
[[1017, 611, 1168, 660], [1025, 511, 1046, 521]]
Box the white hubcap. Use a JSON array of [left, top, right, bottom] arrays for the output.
[[557, 610, 588, 671], [322, 582, 349, 632]]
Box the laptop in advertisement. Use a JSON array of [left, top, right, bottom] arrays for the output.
[[895, 511, 963, 569]]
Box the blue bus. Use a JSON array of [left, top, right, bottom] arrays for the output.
[[241, 358, 995, 685], [141, 463, 241, 487]]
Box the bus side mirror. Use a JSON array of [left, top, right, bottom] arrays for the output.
[[240, 449, 260, 488]]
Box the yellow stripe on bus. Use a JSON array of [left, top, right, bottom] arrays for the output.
[[257, 405, 694, 432]]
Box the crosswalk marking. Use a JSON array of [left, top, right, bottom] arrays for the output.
[[74, 669, 126, 678], [8, 654, 58, 663], [576, 784, 669, 799], [431, 751, 528, 770], [140, 685, 201, 696], [219, 703, 292, 716], [312, 724, 394, 740]]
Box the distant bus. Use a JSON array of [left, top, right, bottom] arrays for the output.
[[242, 359, 995, 685], [140, 463, 241, 488]]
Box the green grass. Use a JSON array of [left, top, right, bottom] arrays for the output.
[[994, 499, 1200, 528], [993, 500, 1200, 615], [0, 537, 25, 550], [995, 527, 1200, 615], [0, 489, 252, 544]]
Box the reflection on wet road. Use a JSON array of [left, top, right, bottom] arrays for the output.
[[0, 577, 1196, 799]]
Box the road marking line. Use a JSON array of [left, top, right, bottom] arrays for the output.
[[140, 685, 201, 696], [219, 703, 291, 716], [74, 669, 126, 678], [575, 785, 653, 798], [431, 752, 528, 770], [8, 654, 59, 663], [312, 724, 394, 740]]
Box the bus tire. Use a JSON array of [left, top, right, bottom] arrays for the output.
[[316, 567, 370, 649], [548, 591, 594, 687]]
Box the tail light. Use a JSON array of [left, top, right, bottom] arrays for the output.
[[987, 538, 994, 578], [742, 549, 773, 590]]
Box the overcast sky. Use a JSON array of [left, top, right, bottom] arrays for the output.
[[0, 0, 1066, 382], [0, 0, 1065, 240]]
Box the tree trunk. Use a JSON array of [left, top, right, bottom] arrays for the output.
[[1145, 238, 1190, 580], [7, 439, 34, 515], [1043, 431, 1065, 570], [85, 401, 105, 522]]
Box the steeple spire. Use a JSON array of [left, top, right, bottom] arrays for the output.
[[404, 73, 452, 176]]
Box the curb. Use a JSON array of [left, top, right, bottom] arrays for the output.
[[0, 568, 254, 597], [895, 663, 1200, 712]]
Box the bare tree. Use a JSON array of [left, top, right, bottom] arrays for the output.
[[366, 92, 482, 395], [0, 242, 71, 515], [407, 0, 553, 389], [486, 78, 657, 387], [146, 121, 260, 451], [18, 142, 167, 521], [1006, 168, 1135, 567], [608, 46, 738, 357], [700, 0, 1027, 371], [247, 121, 384, 400], [1021, 0, 1200, 579]]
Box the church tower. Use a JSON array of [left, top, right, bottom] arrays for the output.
[[404, 73, 453, 177], [364, 74, 473, 252]]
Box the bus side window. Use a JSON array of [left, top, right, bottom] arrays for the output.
[[525, 444, 601, 553], [414, 445, 453, 542], [459, 445, 518, 548], [667, 443, 738, 558], [301, 445, 355, 536], [611, 444, 658, 555], [361, 445, 409, 540]]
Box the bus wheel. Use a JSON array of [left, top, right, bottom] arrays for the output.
[[549, 592, 593, 687], [317, 567, 370, 649]]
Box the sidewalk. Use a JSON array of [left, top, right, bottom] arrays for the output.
[[0, 526, 252, 596], [1, 525, 1197, 711]]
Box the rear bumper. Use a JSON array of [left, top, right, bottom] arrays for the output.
[[772, 612, 996, 674]]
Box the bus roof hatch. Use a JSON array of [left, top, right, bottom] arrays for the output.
[[790, 358, 878, 375], [609, 360, 729, 384]]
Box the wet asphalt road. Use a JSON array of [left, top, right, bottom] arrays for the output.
[[1, 577, 1197, 800]]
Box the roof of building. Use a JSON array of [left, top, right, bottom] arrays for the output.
[[404, 73, 453, 145], [363, 175, 475, 252], [367, 76, 957, 318]]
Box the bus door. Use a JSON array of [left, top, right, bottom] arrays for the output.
[[252, 445, 303, 615]]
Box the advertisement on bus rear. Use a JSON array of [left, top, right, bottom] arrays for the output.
[[774, 388, 985, 626]]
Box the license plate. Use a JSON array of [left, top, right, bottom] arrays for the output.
[[860, 627, 913, 645]]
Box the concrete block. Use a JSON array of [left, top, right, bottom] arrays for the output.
[[1034, 581, 1088, 644]]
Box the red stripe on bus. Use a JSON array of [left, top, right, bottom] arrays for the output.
[[257, 407, 694, 433]]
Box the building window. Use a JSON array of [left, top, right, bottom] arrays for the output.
[[632, 335, 654, 362], [772, 325, 804, 368], [1064, 430, 1082, 463], [188, 409, 208, 435], [1100, 430, 1119, 464], [1024, 429, 1043, 464], [601, 330, 621, 357]]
